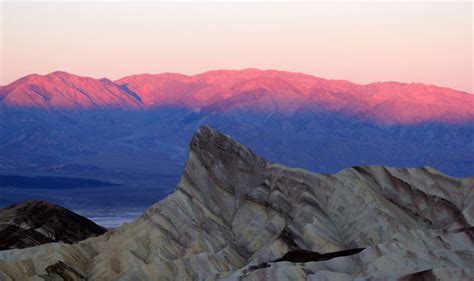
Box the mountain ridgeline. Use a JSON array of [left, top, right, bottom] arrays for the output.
[[2, 69, 474, 124], [0, 69, 473, 186]]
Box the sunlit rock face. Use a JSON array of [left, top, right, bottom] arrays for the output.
[[0, 126, 473, 280]]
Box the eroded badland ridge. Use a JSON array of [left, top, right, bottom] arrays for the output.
[[0, 126, 473, 280]]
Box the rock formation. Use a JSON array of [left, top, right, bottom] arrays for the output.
[[0, 200, 107, 250], [0, 126, 473, 280]]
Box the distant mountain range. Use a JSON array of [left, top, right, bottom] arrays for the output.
[[0, 69, 473, 192], [2, 69, 473, 124]]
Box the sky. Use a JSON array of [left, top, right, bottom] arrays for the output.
[[1, 1, 472, 93]]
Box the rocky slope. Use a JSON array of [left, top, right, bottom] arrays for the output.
[[0, 126, 473, 280], [0, 200, 107, 250]]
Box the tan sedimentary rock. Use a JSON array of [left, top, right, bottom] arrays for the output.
[[0, 126, 473, 280]]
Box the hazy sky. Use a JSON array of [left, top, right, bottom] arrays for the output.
[[1, 1, 472, 92]]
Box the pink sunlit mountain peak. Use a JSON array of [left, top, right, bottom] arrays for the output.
[[0, 72, 142, 110]]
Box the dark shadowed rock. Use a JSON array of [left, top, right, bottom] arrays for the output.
[[0, 200, 106, 250], [272, 248, 365, 263]]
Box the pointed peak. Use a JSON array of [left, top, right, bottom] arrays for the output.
[[189, 126, 264, 168]]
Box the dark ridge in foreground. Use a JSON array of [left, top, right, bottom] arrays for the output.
[[273, 248, 365, 263], [245, 248, 365, 274], [45, 261, 87, 281], [0, 200, 107, 250]]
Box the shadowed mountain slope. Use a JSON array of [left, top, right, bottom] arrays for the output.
[[0, 200, 107, 250]]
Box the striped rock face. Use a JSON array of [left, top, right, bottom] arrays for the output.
[[0, 126, 473, 280]]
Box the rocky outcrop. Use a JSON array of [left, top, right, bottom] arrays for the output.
[[0, 126, 473, 280], [0, 200, 107, 250]]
